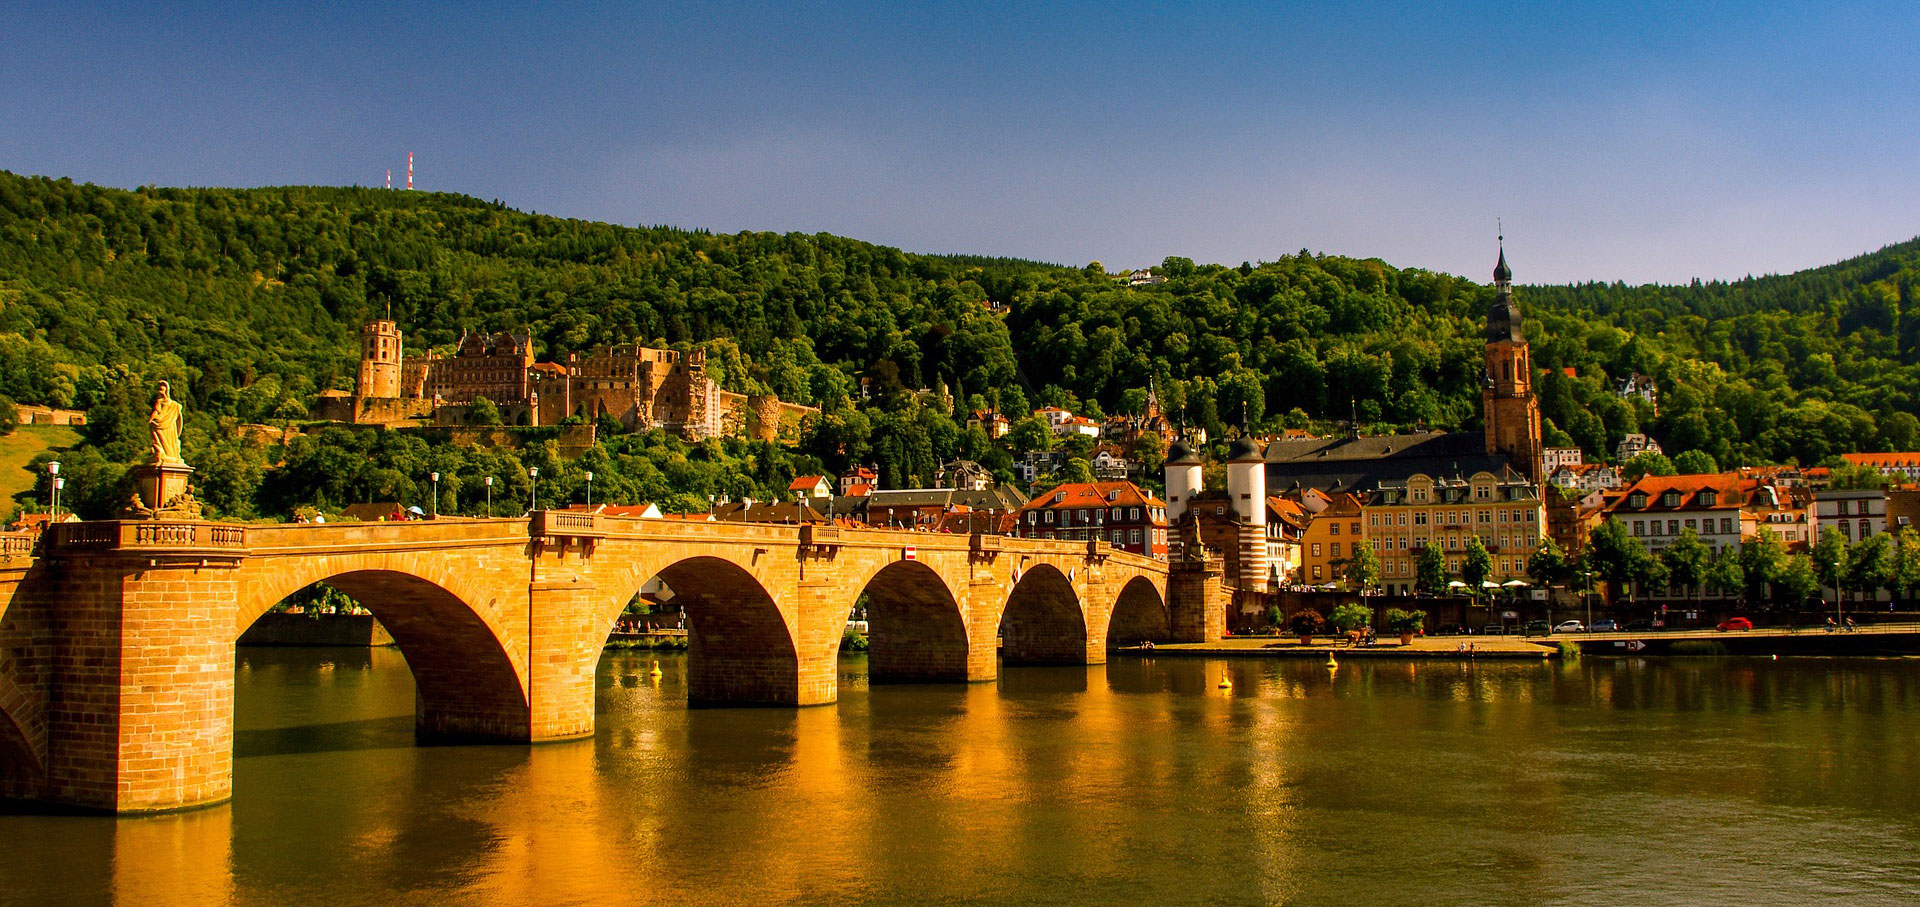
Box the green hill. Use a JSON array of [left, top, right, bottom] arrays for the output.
[[2, 169, 1918, 517]]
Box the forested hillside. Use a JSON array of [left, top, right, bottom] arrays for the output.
[[2, 170, 1918, 518]]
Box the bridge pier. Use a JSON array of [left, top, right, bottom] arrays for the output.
[[44, 536, 246, 812], [525, 578, 601, 741], [1168, 557, 1226, 643]]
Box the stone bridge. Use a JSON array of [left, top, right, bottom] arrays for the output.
[[0, 514, 1220, 813]]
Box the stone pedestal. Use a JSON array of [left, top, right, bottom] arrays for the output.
[[125, 463, 200, 520]]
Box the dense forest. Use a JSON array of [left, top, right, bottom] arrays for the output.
[[2, 170, 1918, 519]]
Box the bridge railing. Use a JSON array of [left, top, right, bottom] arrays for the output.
[[47, 520, 250, 554], [1, 532, 36, 559]]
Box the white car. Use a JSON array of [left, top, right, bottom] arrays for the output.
[[1554, 620, 1586, 634]]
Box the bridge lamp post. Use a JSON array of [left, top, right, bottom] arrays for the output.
[[429, 472, 439, 519], [529, 467, 540, 512], [585, 471, 594, 508], [485, 476, 494, 516], [46, 461, 60, 519]]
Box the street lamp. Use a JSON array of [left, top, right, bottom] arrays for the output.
[[529, 466, 540, 512], [46, 461, 60, 519], [585, 470, 594, 508], [429, 472, 439, 519], [485, 476, 494, 516]]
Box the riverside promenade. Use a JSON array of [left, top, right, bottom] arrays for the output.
[[1125, 634, 1557, 660]]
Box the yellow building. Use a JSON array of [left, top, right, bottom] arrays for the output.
[[1298, 493, 1365, 586], [1365, 470, 1545, 595]]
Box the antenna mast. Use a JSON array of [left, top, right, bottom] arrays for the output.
[[407, 151, 414, 191]]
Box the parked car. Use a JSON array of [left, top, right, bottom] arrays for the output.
[[1479, 624, 1505, 636], [1524, 619, 1551, 636], [1554, 620, 1586, 634], [1590, 619, 1619, 632], [1623, 619, 1655, 631], [1716, 617, 1754, 632]]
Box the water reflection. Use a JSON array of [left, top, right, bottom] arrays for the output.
[[6, 652, 1920, 905]]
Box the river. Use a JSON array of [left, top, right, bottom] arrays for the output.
[[5, 649, 1920, 906]]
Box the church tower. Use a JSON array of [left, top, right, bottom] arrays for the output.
[[1482, 242, 1543, 482], [357, 319, 403, 399]]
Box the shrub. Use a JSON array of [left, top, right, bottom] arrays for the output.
[[1384, 608, 1427, 634], [841, 628, 870, 653], [1328, 602, 1373, 633], [1287, 609, 1325, 636]]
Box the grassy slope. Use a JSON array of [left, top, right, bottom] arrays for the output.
[[0, 424, 80, 511]]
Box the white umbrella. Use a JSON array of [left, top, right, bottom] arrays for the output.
[[1481, 580, 1500, 589], [1447, 580, 1468, 588], [1502, 579, 1530, 588]]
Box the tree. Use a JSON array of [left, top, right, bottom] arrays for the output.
[[1586, 519, 1643, 599], [468, 395, 503, 426], [1622, 451, 1676, 480], [1895, 528, 1920, 601], [1704, 547, 1745, 598], [1737, 529, 1787, 605], [0, 393, 15, 435], [1006, 416, 1054, 454], [1527, 536, 1571, 590], [1811, 527, 1850, 597], [1061, 458, 1095, 485], [1671, 449, 1718, 474], [1462, 535, 1493, 595], [1414, 544, 1447, 597], [1826, 463, 1888, 491], [1343, 540, 1382, 593], [1845, 532, 1895, 600], [1660, 527, 1711, 594], [1776, 556, 1821, 609]]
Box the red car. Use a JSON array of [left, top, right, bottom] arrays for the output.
[[1716, 617, 1754, 632]]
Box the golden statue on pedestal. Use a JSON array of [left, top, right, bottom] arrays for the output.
[[148, 380, 185, 466]]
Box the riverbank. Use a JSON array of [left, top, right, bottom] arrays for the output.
[[1126, 635, 1557, 660]]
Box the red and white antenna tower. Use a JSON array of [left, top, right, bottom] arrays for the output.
[[385, 169, 391, 190], [407, 151, 414, 190]]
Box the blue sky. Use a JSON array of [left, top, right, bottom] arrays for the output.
[[5, 1, 1918, 284]]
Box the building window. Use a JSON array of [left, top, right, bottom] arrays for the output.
[[1330, 523, 1341, 536], [1130, 529, 1141, 545], [1312, 543, 1322, 557], [1352, 522, 1362, 535], [1684, 519, 1696, 531], [1860, 519, 1872, 538], [1371, 514, 1380, 526], [1668, 520, 1679, 536], [1399, 514, 1408, 526], [1478, 511, 1492, 524], [1720, 518, 1733, 534], [1130, 508, 1140, 521]]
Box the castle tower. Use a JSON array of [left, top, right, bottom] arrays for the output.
[[1482, 243, 1544, 482], [358, 319, 403, 399], [1227, 434, 1270, 593]]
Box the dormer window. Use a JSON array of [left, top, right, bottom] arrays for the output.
[[1662, 491, 1682, 508], [1629, 493, 1648, 509], [1699, 490, 1717, 507]]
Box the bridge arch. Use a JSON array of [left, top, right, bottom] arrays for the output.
[[0, 701, 39, 788], [606, 555, 798, 706], [1106, 574, 1170, 648], [237, 567, 531, 741], [1000, 563, 1088, 664], [841, 560, 971, 683]]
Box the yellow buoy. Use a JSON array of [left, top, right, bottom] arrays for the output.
[[1217, 672, 1233, 690], [649, 660, 663, 679]]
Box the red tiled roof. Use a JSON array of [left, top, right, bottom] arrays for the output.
[[788, 475, 827, 491], [1842, 453, 1920, 468], [1608, 473, 1743, 513], [1020, 481, 1164, 512]]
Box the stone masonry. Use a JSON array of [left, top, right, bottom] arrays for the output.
[[0, 515, 1205, 813]]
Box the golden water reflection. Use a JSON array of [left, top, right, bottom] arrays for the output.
[[7, 650, 1920, 905]]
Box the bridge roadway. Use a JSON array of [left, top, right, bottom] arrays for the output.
[[0, 513, 1209, 813]]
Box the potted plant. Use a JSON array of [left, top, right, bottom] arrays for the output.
[[1287, 609, 1325, 644], [1384, 607, 1428, 645], [1328, 602, 1373, 642]]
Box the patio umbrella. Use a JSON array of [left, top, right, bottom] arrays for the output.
[[1447, 580, 1468, 589], [407, 505, 425, 515], [1481, 580, 1500, 589], [1502, 579, 1530, 588]]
